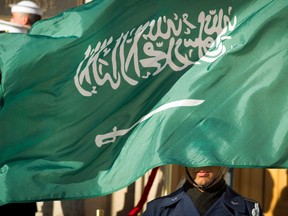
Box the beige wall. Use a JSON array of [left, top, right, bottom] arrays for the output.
[[231, 168, 288, 216]]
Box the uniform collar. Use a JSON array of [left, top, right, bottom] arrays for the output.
[[158, 187, 187, 206], [155, 185, 247, 215], [222, 186, 247, 214], [158, 187, 200, 216]]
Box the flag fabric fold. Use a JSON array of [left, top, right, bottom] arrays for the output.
[[0, 0, 288, 205]]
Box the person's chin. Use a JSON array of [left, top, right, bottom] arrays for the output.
[[196, 180, 210, 186]]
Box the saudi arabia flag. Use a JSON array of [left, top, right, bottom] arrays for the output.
[[0, 0, 287, 205]]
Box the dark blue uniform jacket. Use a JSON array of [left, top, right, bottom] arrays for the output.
[[143, 186, 263, 216]]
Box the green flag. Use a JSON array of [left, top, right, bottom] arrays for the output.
[[0, 0, 288, 205]]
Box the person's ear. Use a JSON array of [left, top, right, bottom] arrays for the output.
[[22, 15, 29, 25]]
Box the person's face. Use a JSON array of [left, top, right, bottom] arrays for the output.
[[186, 166, 223, 187], [10, 12, 29, 25]]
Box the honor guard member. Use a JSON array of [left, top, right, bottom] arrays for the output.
[[0, 1, 42, 33], [143, 166, 264, 216]]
